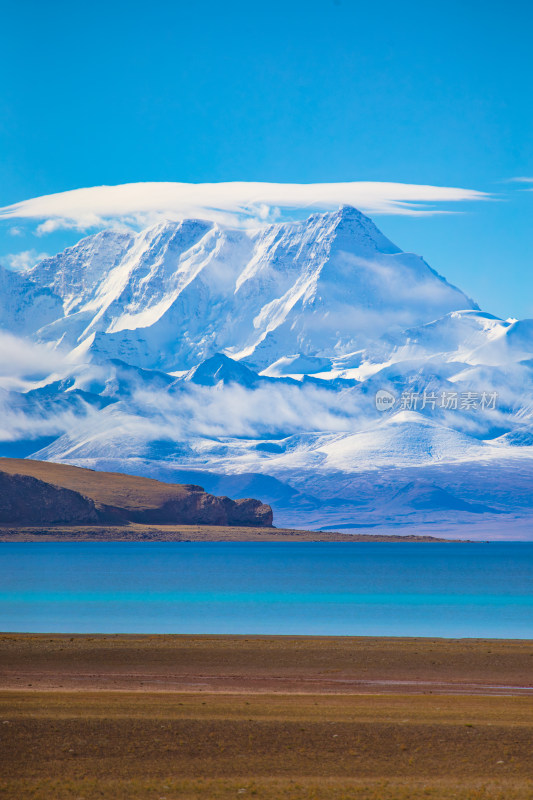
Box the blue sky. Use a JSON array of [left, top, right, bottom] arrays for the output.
[[1, 0, 532, 317]]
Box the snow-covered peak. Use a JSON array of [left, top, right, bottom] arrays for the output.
[[326, 204, 401, 255], [183, 353, 260, 387], [22, 207, 478, 374]]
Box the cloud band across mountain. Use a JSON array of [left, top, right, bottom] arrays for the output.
[[0, 181, 489, 232]]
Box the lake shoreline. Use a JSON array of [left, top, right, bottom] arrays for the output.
[[0, 523, 464, 542]]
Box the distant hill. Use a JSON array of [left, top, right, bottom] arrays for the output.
[[0, 458, 273, 527]]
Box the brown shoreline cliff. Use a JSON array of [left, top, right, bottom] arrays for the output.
[[0, 458, 273, 527]]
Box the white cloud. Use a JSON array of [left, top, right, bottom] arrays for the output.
[[0, 180, 490, 234], [135, 382, 361, 440], [0, 331, 102, 442], [507, 177, 533, 183], [4, 249, 50, 271], [0, 392, 98, 443], [0, 330, 70, 379]]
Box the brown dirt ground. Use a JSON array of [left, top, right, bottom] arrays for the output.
[[1, 636, 532, 799], [1, 634, 532, 694], [1, 691, 533, 799]]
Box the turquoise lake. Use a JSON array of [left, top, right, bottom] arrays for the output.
[[1, 542, 532, 637]]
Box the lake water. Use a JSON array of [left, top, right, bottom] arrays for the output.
[[1, 542, 532, 637]]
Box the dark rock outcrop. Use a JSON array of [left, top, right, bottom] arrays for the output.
[[0, 472, 99, 524], [227, 497, 273, 527], [125, 490, 273, 527]]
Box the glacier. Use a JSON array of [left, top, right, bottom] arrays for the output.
[[1, 205, 533, 538]]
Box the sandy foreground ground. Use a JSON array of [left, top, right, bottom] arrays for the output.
[[1, 635, 533, 799], [1, 634, 532, 694]]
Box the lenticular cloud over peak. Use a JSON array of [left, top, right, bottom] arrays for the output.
[[0, 180, 489, 233]]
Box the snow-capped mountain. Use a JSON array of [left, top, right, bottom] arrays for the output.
[[2, 206, 533, 538], [27, 206, 476, 371]]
